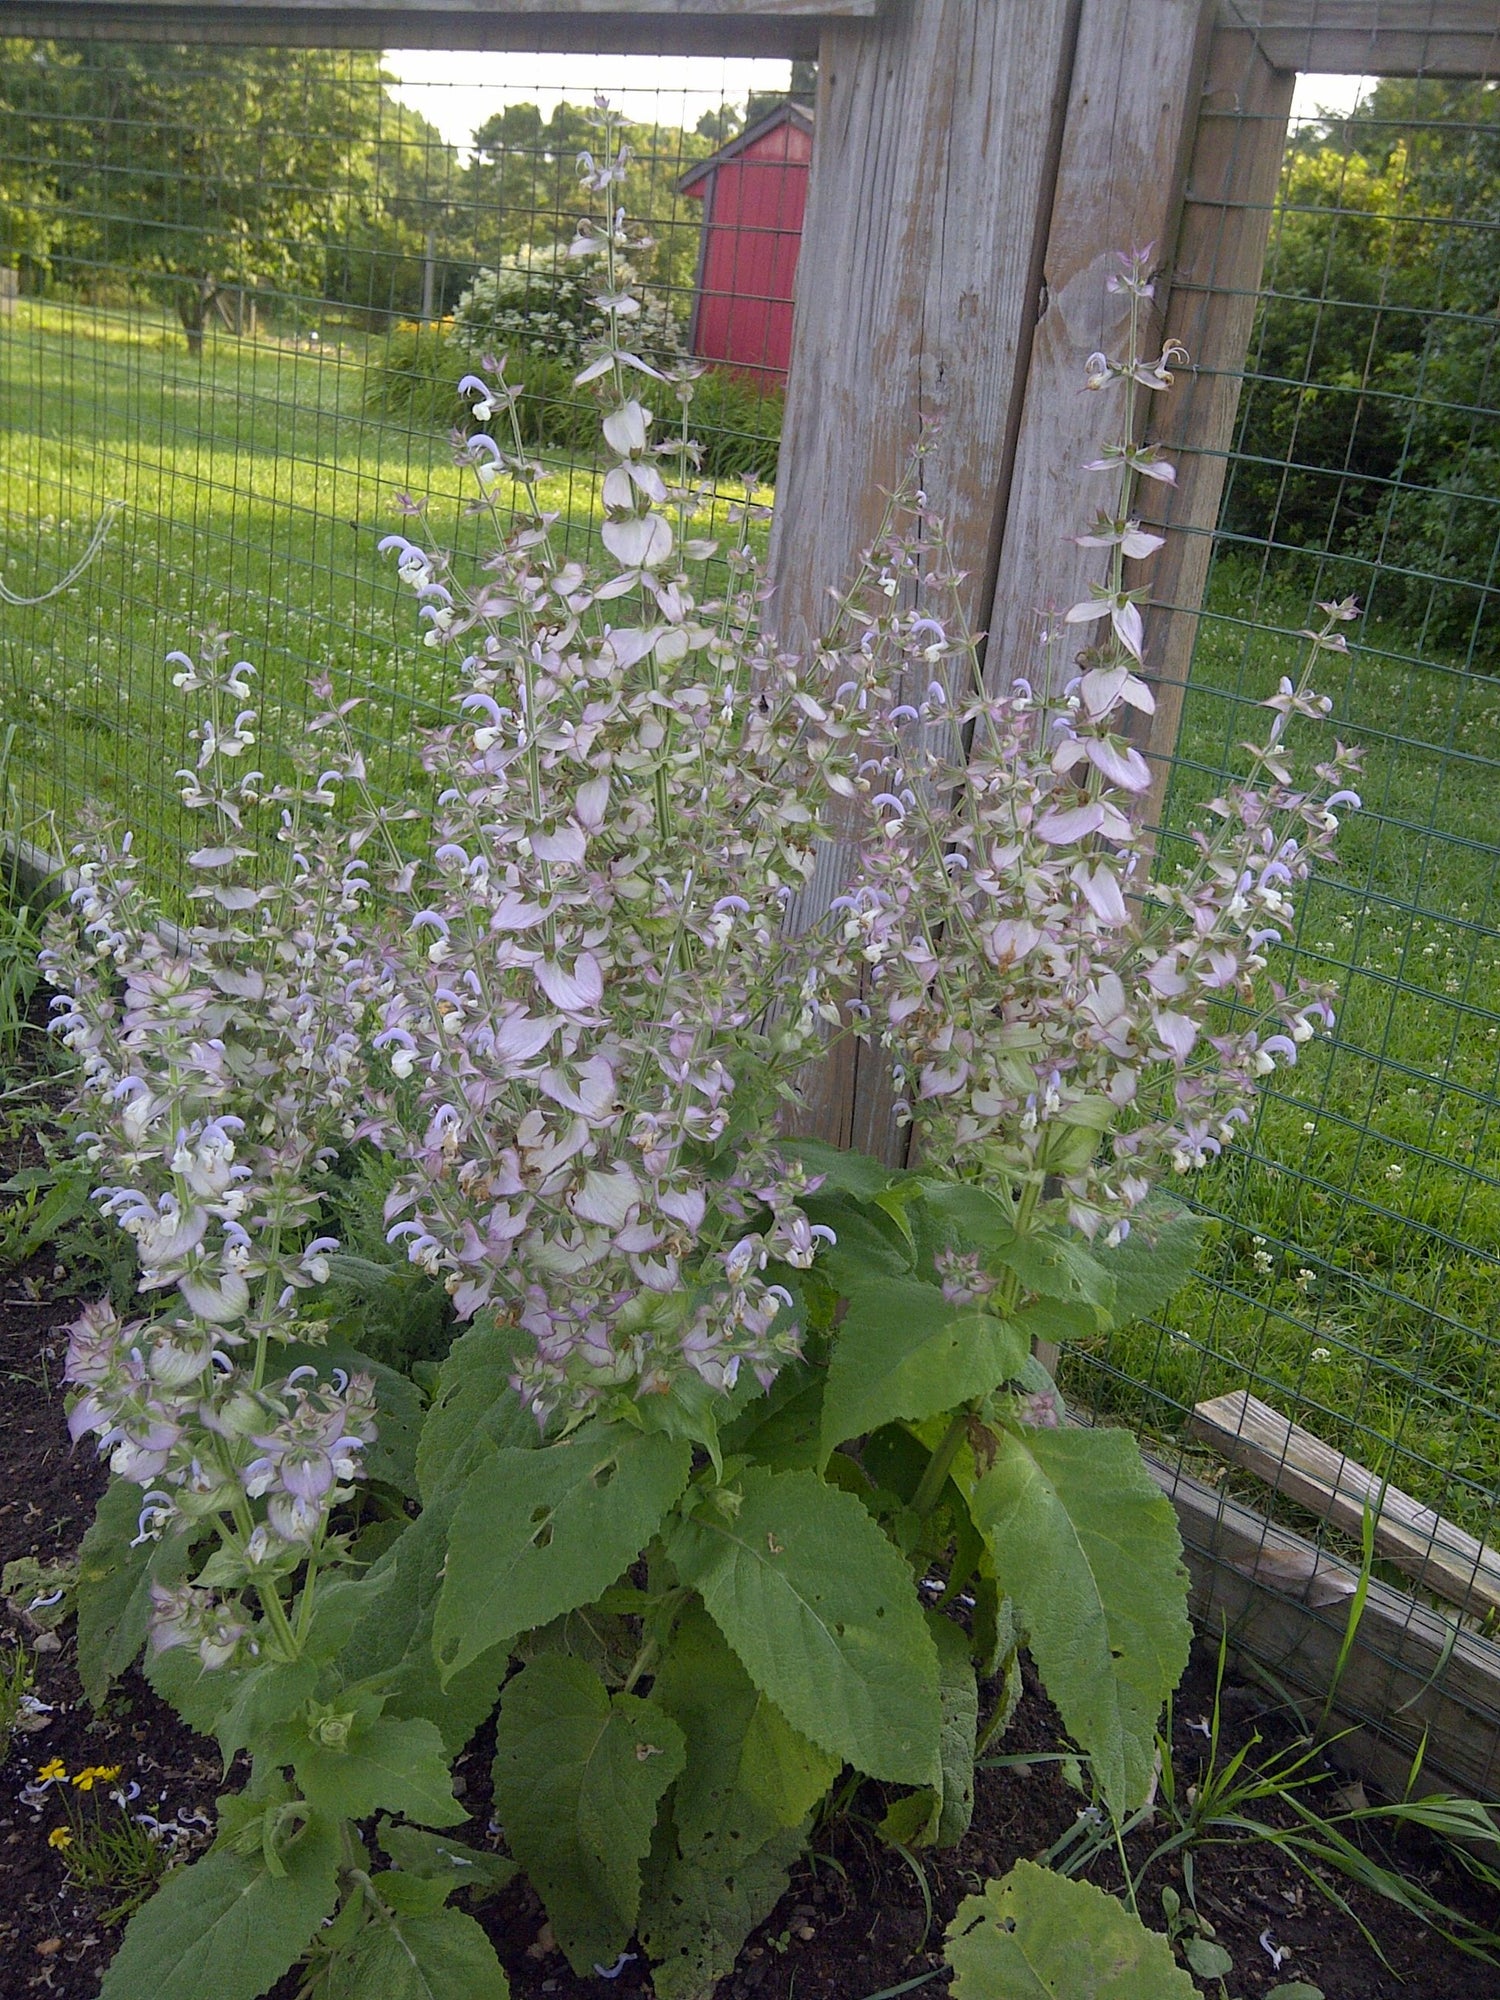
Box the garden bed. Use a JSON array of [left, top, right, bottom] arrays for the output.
[[4, 1267, 1496, 2000]]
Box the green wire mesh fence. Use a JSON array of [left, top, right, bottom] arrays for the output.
[[0, 37, 800, 889], [1076, 72, 1500, 1638], [2, 32, 1499, 1744]]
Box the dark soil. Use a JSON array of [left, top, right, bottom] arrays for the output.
[[3, 1229, 1497, 1998]]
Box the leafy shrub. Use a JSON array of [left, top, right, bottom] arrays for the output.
[[43, 117, 1356, 2000], [451, 243, 682, 366], [366, 319, 783, 485]]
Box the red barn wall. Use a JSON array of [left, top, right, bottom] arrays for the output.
[[689, 119, 811, 384]]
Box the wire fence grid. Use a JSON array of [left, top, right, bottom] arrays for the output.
[[2, 33, 1499, 1736], [1073, 63, 1500, 1656], [0, 37, 801, 887]]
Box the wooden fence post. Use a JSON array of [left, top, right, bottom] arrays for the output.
[[768, 0, 1082, 1154], [1135, 26, 1297, 824], [981, 0, 1217, 699]]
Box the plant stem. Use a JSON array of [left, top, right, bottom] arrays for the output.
[[911, 1410, 970, 1519]]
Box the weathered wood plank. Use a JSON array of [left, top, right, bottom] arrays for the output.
[[0, 1, 872, 58], [1133, 26, 1294, 828], [982, 0, 1216, 701], [1190, 1389, 1500, 1621], [768, 0, 1079, 1155], [1146, 1449, 1500, 1800], [1225, 0, 1500, 79]]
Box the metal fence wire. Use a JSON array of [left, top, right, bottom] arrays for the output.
[[0, 37, 800, 883], [1076, 65, 1500, 1656], [2, 32, 1500, 1748]]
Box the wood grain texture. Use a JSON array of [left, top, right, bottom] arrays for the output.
[[982, 0, 1215, 701], [1190, 1389, 1500, 1620], [1146, 1450, 1500, 1799], [1133, 26, 1294, 829], [1224, 0, 1500, 78], [0, 0, 868, 56], [769, 0, 1080, 1153]]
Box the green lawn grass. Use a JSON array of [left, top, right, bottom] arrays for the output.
[[0, 298, 761, 885], [5, 297, 1499, 1555], [1077, 563, 1500, 1552]]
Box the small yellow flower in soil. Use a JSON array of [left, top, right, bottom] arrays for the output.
[[36, 1759, 67, 1784], [71, 1764, 119, 1791], [47, 1827, 73, 1850]]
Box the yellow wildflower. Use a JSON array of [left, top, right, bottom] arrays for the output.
[[71, 1766, 112, 1791], [47, 1827, 73, 1850], [36, 1759, 67, 1784]]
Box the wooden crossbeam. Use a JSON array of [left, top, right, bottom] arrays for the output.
[[1191, 1390, 1500, 1623], [1148, 1448, 1500, 1800], [1225, 0, 1500, 78], [0, 1, 877, 58]]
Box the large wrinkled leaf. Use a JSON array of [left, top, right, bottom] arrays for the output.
[[435, 1425, 692, 1680], [491, 1654, 684, 1974], [292, 1715, 464, 1828], [821, 1278, 1028, 1458], [651, 1602, 839, 1860], [779, 1139, 905, 1200], [336, 1496, 507, 1751], [99, 1814, 339, 2000], [415, 1322, 540, 1504], [1092, 1198, 1208, 1325], [929, 1610, 979, 1846], [76, 1480, 197, 1706], [144, 1644, 249, 1737], [376, 1820, 517, 1899], [640, 1815, 808, 2000], [325, 1903, 510, 2000], [946, 1861, 1196, 1998], [969, 1426, 1190, 1816], [667, 1468, 941, 1785]]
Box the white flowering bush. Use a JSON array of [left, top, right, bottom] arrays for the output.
[[45, 110, 1357, 2000], [451, 239, 683, 367]]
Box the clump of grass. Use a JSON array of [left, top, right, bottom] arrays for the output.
[[37, 1761, 170, 1923], [0, 1643, 35, 1763]]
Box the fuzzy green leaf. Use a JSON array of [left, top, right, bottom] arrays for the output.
[[76, 1481, 197, 1707], [722, 1372, 826, 1472], [780, 1140, 905, 1200], [416, 1321, 541, 1504], [99, 1813, 340, 2000], [929, 1610, 979, 1847], [491, 1654, 685, 1974], [969, 1427, 1190, 1816], [821, 1278, 1027, 1458], [651, 1601, 840, 1860], [435, 1424, 692, 1681], [640, 1815, 807, 2000], [667, 1467, 941, 1785], [324, 1904, 511, 2000], [293, 1715, 464, 1828], [336, 1496, 508, 1752], [1092, 1199, 1208, 1325], [376, 1820, 517, 1899], [144, 1643, 250, 1737], [946, 1861, 1196, 1998]]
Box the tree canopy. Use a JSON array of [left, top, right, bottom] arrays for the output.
[[1226, 78, 1500, 651], [0, 41, 785, 347]]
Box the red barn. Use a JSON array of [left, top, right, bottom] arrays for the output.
[[679, 103, 813, 385]]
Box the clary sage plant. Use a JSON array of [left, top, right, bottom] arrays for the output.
[[45, 107, 1357, 2000]]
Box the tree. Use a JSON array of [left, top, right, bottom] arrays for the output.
[[3, 42, 389, 353], [1227, 79, 1500, 648]]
